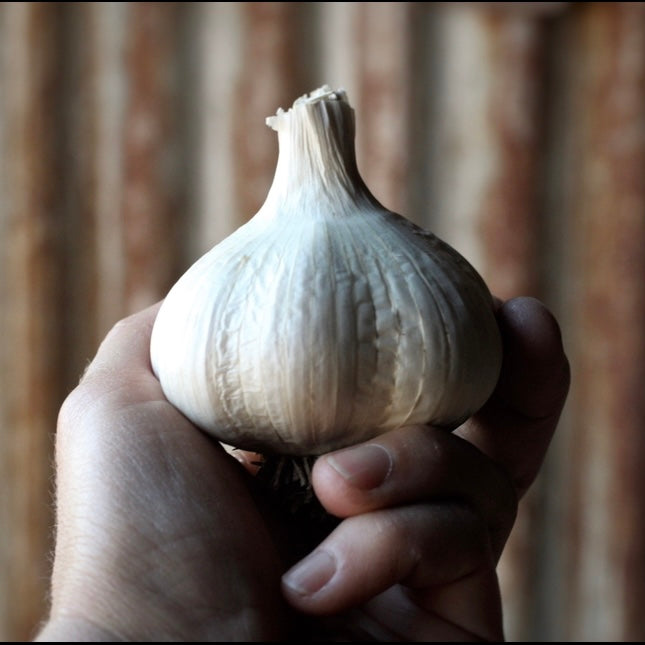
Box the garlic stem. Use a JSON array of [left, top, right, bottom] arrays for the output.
[[260, 86, 378, 219]]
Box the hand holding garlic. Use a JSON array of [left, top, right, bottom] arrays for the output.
[[150, 86, 502, 457], [38, 297, 570, 642]]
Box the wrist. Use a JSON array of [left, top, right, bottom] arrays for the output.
[[33, 615, 124, 642]]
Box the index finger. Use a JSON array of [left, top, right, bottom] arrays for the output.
[[67, 302, 164, 417], [455, 296, 571, 497], [84, 302, 162, 381]]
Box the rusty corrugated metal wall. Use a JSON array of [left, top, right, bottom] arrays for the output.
[[1, 2, 644, 641]]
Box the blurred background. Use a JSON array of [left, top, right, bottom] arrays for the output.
[[1, 1, 644, 641]]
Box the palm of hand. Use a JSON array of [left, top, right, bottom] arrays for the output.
[[55, 382, 499, 642]]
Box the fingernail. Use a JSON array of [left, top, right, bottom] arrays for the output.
[[326, 443, 393, 489], [282, 550, 336, 596]]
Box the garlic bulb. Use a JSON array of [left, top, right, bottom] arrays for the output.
[[150, 85, 502, 457]]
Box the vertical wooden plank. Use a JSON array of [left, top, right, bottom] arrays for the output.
[[0, 3, 64, 640], [61, 1, 191, 341], [57, 3, 119, 377], [476, 10, 546, 299], [523, 13, 576, 641], [85, 2, 128, 341], [318, 1, 362, 99], [121, 1, 191, 314], [353, 2, 414, 217], [232, 2, 312, 223], [196, 2, 328, 256], [429, 4, 564, 641], [320, 2, 434, 225], [566, 3, 645, 640], [431, 3, 548, 298], [431, 4, 497, 275], [192, 2, 244, 254]]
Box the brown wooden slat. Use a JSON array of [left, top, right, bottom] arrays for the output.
[[233, 2, 311, 223], [566, 2, 645, 640], [431, 4, 548, 298], [80, 3, 128, 342], [0, 3, 65, 639], [317, 2, 362, 99], [192, 2, 245, 253], [57, 3, 101, 378], [429, 5, 558, 641], [122, 1, 190, 313], [354, 2, 414, 217]]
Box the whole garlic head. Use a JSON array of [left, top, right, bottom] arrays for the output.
[[150, 86, 502, 456]]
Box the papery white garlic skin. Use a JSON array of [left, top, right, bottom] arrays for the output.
[[150, 86, 502, 456]]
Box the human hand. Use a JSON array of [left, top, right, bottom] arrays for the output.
[[35, 296, 569, 642], [35, 302, 289, 641]]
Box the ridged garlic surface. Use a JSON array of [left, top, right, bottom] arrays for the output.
[[150, 86, 502, 456]]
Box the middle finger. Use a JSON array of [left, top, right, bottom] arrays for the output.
[[311, 424, 518, 557]]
